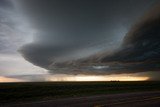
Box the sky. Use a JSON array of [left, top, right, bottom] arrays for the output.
[[0, 0, 160, 82]]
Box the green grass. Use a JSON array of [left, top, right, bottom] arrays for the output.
[[0, 81, 160, 104]]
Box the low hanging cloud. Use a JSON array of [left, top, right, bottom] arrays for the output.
[[99, 4, 160, 72], [51, 3, 160, 76], [75, 3, 160, 76], [18, 0, 160, 78]]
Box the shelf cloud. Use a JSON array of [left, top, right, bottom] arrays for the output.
[[14, 0, 160, 80]]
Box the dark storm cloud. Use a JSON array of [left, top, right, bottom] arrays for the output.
[[17, 0, 160, 76], [53, 2, 160, 77], [97, 3, 160, 78], [101, 4, 160, 63]]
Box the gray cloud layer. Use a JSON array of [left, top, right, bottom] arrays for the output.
[[0, 0, 34, 54], [100, 4, 160, 70], [71, 3, 160, 76], [16, 0, 160, 79]]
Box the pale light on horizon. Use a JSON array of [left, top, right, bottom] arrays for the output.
[[0, 76, 24, 83], [46, 75, 149, 82], [0, 74, 150, 82]]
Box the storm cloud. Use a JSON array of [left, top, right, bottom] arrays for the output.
[[74, 3, 160, 76], [16, 0, 160, 77], [100, 3, 160, 72]]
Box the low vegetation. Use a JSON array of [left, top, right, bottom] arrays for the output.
[[0, 81, 160, 104]]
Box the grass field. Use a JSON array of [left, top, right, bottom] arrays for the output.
[[1, 81, 160, 104]]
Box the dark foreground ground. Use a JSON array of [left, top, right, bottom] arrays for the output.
[[2, 91, 160, 107], [0, 81, 160, 107]]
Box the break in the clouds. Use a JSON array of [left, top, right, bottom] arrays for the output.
[[0, 0, 46, 76], [15, 0, 160, 79], [0, 0, 34, 54]]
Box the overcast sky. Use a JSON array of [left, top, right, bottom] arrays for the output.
[[0, 0, 160, 82]]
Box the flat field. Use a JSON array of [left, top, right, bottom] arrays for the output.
[[0, 81, 160, 104]]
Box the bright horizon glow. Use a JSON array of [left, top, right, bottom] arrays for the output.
[[0, 74, 150, 82], [46, 75, 149, 82], [0, 76, 24, 82]]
